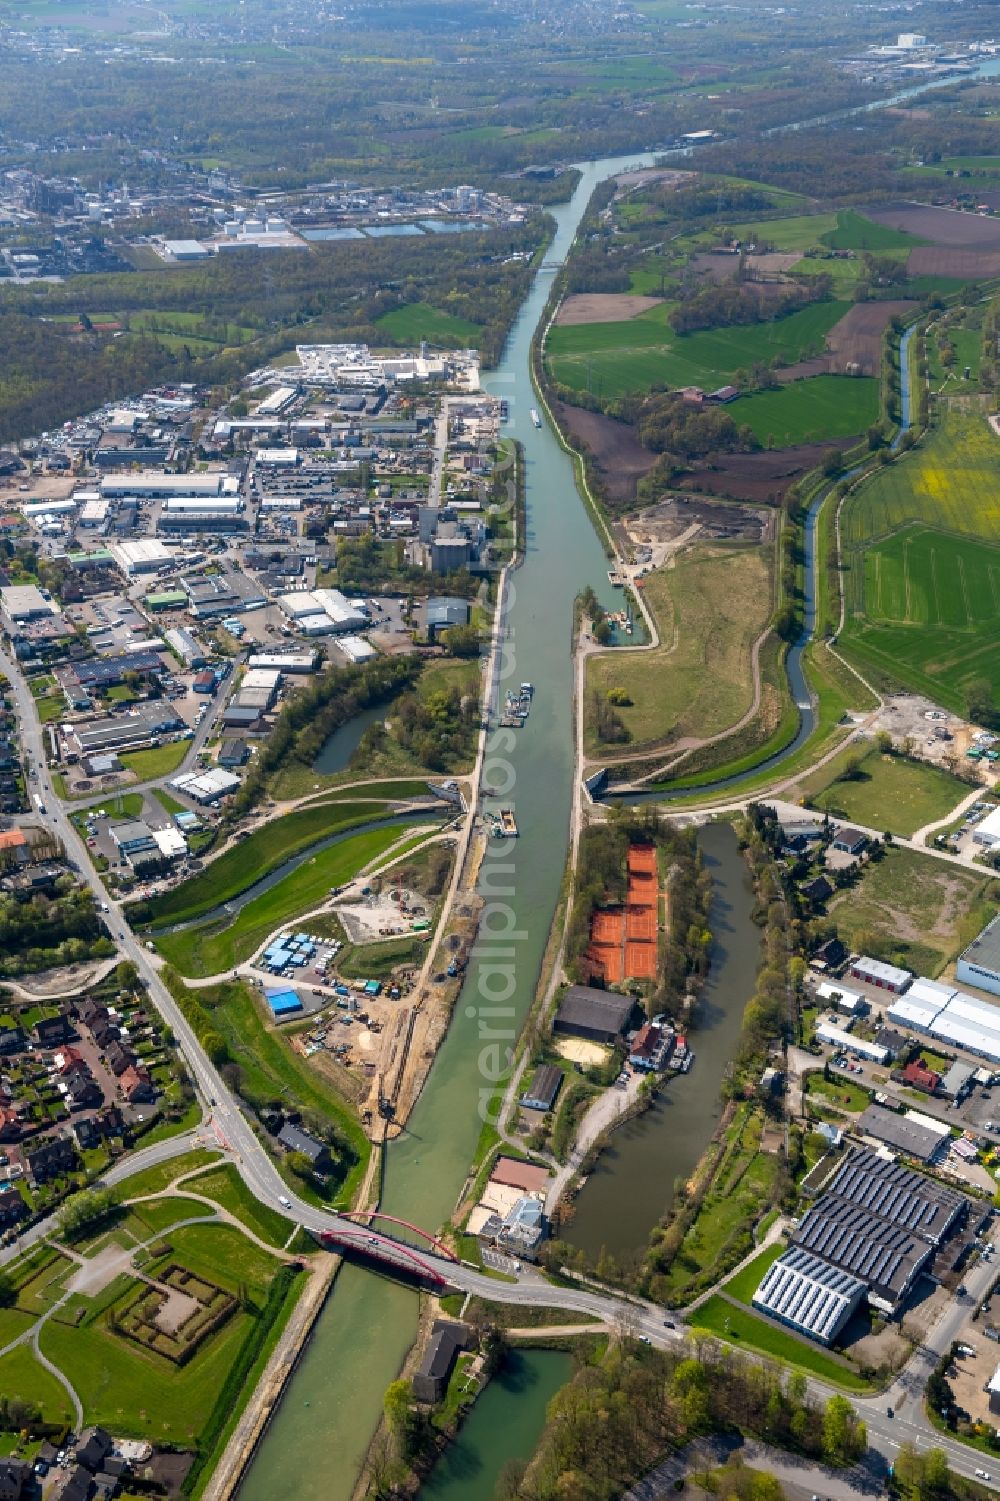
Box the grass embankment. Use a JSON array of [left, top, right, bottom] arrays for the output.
[[161, 970, 370, 1207], [181, 1163, 293, 1247], [839, 407, 1000, 711], [586, 542, 773, 755], [154, 823, 421, 974], [138, 799, 393, 927], [796, 745, 971, 836], [827, 845, 1000, 978], [692, 1295, 872, 1390]]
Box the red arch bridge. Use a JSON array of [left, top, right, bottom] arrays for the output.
[[315, 1213, 459, 1290]]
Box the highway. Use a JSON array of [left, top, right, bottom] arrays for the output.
[[3, 644, 999, 1493]]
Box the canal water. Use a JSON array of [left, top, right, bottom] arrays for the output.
[[566, 821, 760, 1261], [419, 1350, 572, 1501], [238, 148, 656, 1501]]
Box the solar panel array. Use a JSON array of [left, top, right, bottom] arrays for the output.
[[825, 1148, 964, 1244], [753, 1248, 865, 1344], [794, 1198, 932, 1300]]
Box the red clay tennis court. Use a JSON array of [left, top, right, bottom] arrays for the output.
[[591, 910, 625, 944], [626, 907, 656, 941], [627, 845, 657, 875], [624, 940, 657, 979], [587, 942, 624, 983]]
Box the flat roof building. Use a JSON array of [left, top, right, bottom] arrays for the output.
[[958, 914, 1000, 999], [102, 474, 224, 499], [815, 1022, 889, 1064], [927, 989, 1000, 1063], [887, 977, 955, 1033], [849, 956, 912, 993], [793, 1197, 935, 1314], [752, 1247, 865, 1346], [855, 1104, 947, 1163], [109, 539, 175, 575], [0, 585, 55, 622], [169, 768, 241, 804]]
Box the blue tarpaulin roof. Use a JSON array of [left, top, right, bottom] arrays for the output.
[[264, 987, 302, 1016]]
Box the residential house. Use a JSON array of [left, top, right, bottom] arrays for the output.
[[65, 1072, 102, 1110], [899, 1059, 941, 1095], [73, 1117, 101, 1150], [0, 1458, 29, 1501], [96, 1106, 125, 1139], [0, 1186, 27, 1229], [0, 1106, 20, 1141], [831, 826, 868, 856], [34, 1013, 71, 1046], [0, 1023, 24, 1055], [119, 1065, 154, 1105], [76, 1427, 113, 1473], [55, 1046, 88, 1077], [106, 1040, 136, 1077], [277, 1121, 330, 1170], [25, 1134, 77, 1182], [412, 1321, 467, 1403]]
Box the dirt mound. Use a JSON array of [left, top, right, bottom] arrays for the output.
[[867, 202, 1000, 249], [555, 293, 664, 326], [551, 398, 658, 504], [906, 246, 1000, 278], [677, 441, 854, 505]]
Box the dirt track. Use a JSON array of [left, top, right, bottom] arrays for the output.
[[555, 293, 664, 325]]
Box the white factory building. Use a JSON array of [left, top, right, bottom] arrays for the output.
[[277, 588, 367, 636], [101, 473, 234, 499], [170, 768, 241, 804], [109, 540, 176, 575], [972, 806, 1000, 851], [959, 915, 1000, 999]]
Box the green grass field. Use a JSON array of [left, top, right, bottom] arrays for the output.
[[118, 740, 190, 780], [184, 1164, 292, 1247], [821, 209, 926, 252], [546, 299, 849, 399], [38, 1223, 284, 1444], [585, 542, 773, 752], [376, 301, 482, 346], [139, 799, 391, 927], [692, 1295, 870, 1389], [0, 1344, 76, 1426], [121, 1148, 222, 1199], [839, 407, 1000, 708], [734, 375, 880, 445], [728, 212, 838, 252], [722, 1242, 785, 1306], [800, 745, 969, 836], [154, 823, 416, 974], [827, 845, 1000, 978]]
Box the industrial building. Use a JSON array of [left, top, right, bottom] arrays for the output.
[[0, 585, 57, 623], [101, 474, 226, 499], [887, 977, 956, 1033], [246, 652, 318, 674], [958, 915, 1000, 998], [884, 965, 1000, 1063], [814, 1022, 889, 1064], [165, 627, 207, 667], [848, 956, 912, 993], [277, 588, 367, 635], [109, 540, 175, 576], [169, 768, 241, 804], [855, 1104, 948, 1163], [70, 702, 183, 755], [553, 986, 635, 1044], [752, 1248, 865, 1346]]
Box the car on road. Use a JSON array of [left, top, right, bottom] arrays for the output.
[[278, 1195, 291, 1209], [976, 1471, 991, 1482]]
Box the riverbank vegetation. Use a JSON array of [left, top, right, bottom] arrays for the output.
[[503, 1336, 867, 1501]]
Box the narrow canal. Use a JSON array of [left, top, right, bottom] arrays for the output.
[[238, 148, 656, 1501], [566, 822, 760, 1261]]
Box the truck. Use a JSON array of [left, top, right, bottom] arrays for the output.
[[32, 793, 45, 814]]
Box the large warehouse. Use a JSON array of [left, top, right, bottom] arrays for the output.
[[958, 916, 1000, 999], [886, 968, 1000, 1063], [553, 986, 635, 1044], [752, 1247, 865, 1346]]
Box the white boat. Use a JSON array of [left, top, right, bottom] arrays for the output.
[[530, 408, 542, 428]]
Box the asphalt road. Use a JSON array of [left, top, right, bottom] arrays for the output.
[[4, 645, 1000, 1493]]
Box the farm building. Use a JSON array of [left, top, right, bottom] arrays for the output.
[[849, 956, 912, 993], [957, 914, 1000, 998], [553, 985, 635, 1044], [752, 1248, 865, 1346]]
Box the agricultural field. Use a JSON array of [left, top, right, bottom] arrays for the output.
[[839, 410, 1000, 709], [585, 542, 773, 753], [827, 845, 1000, 979], [545, 299, 850, 399], [375, 301, 482, 346], [734, 374, 880, 446], [727, 212, 838, 252], [820, 209, 926, 253], [799, 744, 970, 836]]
